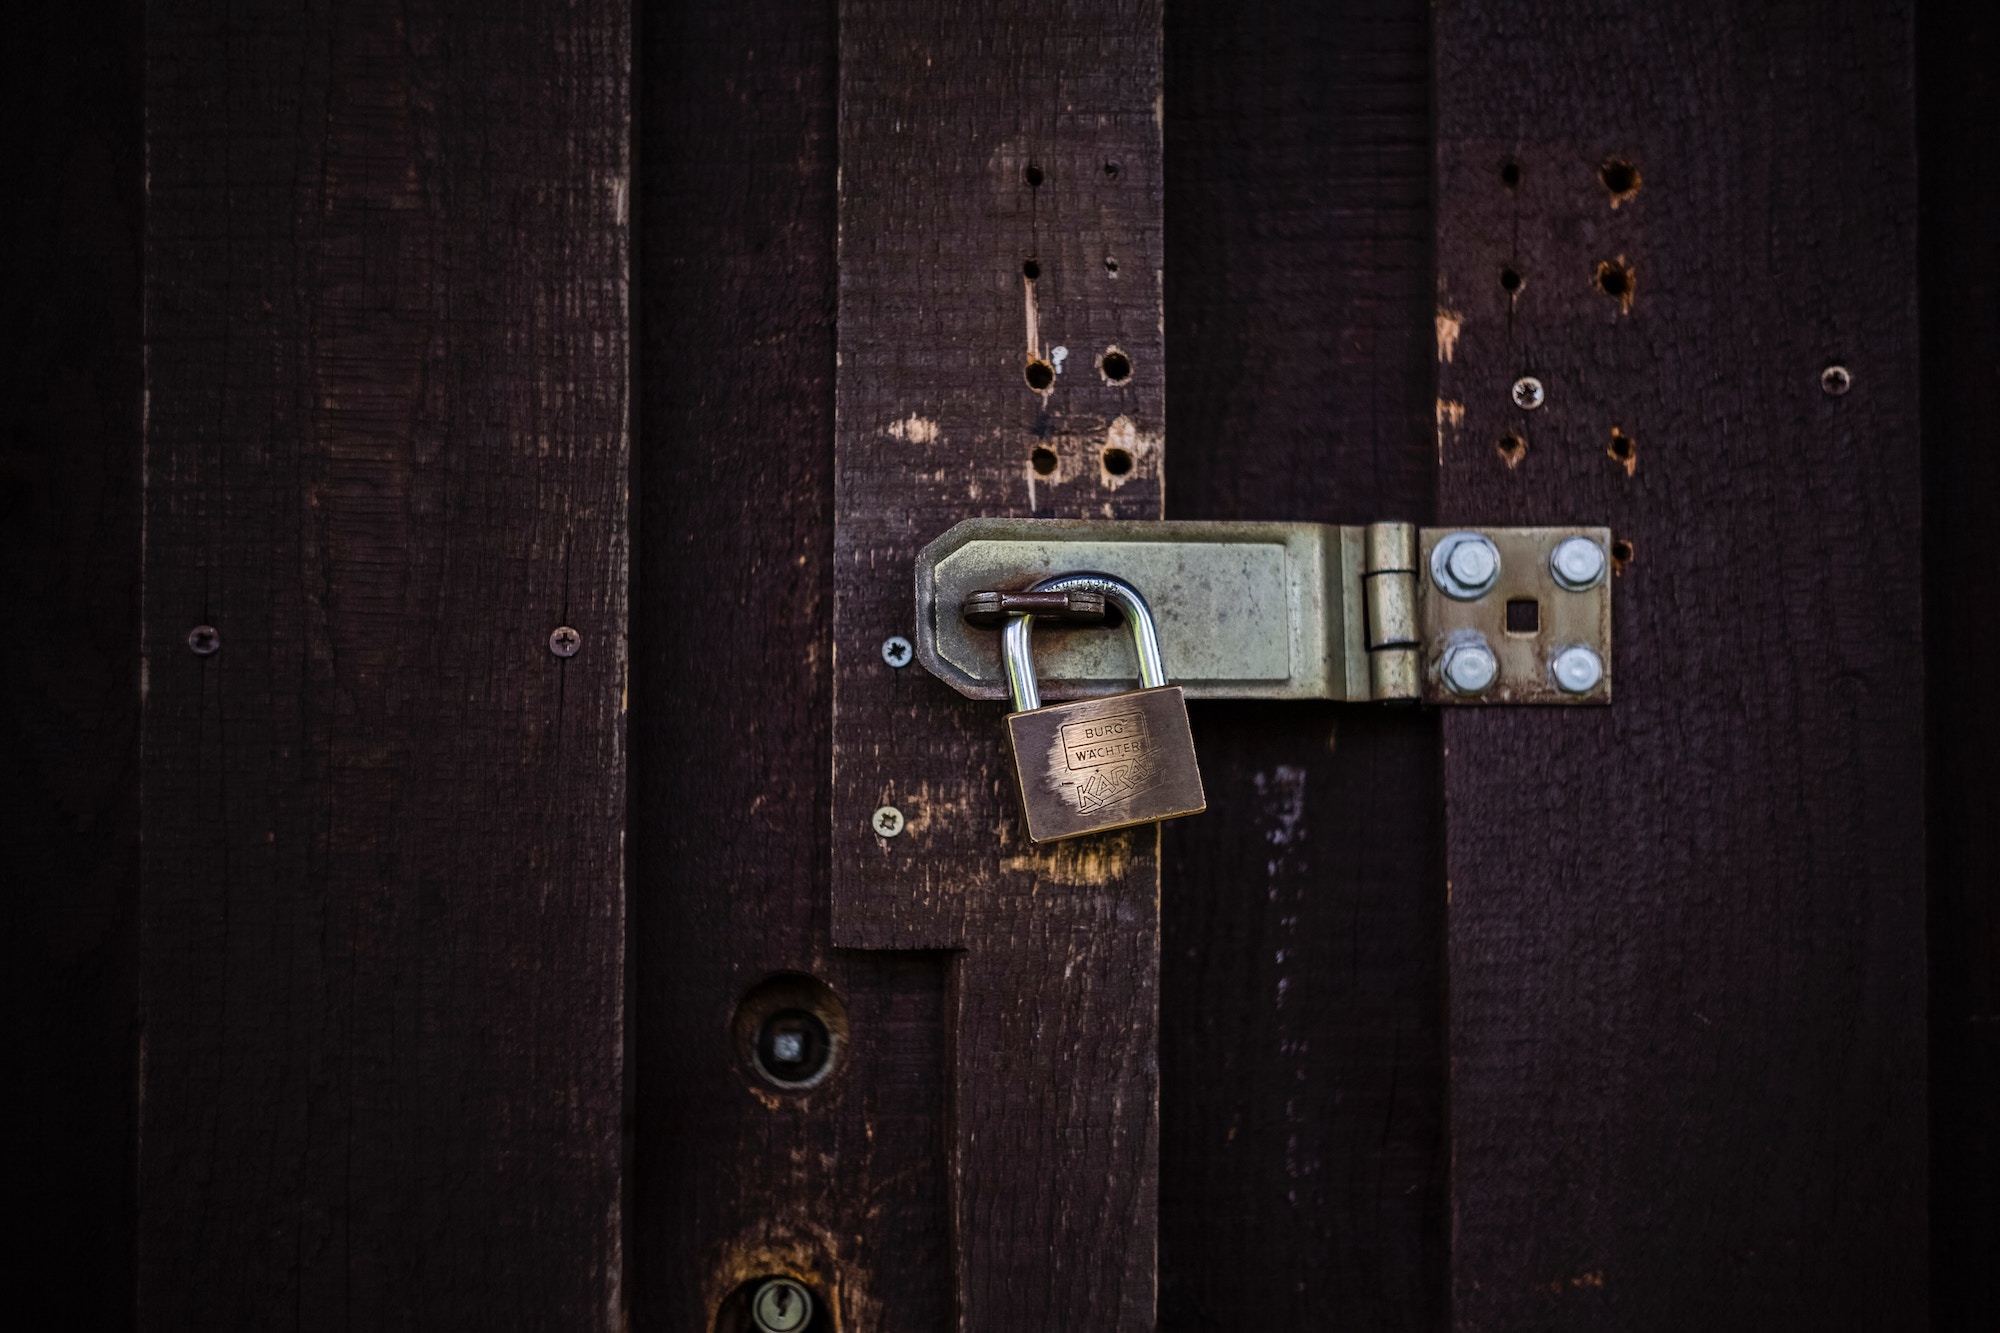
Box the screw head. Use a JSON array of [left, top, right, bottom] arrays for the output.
[[1441, 641, 1499, 695], [1551, 644, 1605, 693], [880, 635, 913, 668], [751, 1277, 815, 1333], [1550, 537, 1607, 591], [1821, 364, 1852, 396], [871, 805, 905, 838], [187, 625, 220, 656], [548, 626, 581, 658], [1511, 376, 1546, 410], [1431, 531, 1502, 600]]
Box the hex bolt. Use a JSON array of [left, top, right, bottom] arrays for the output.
[[187, 625, 221, 656], [880, 635, 913, 668], [1551, 644, 1605, 693], [1821, 364, 1852, 396], [1430, 531, 1502, 600], [1441, 640, 1499, 695], [871, 805, 905, 838], [751, 1277, 815, 1333], [1550, 536, 1608, 591], [1511, 376, 1546, 410], [548, 626, 581, 658]]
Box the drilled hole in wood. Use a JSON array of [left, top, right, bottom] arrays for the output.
[[1497, 433, 1527, 468], [1600, 157, 1640, 202], [1595, 258, 1635, 309], [1025, 359, 1055, 391], [1022, 258, 1040, 280], [1102, 446, 1133, 475], [1099, 349, 1132, 383], [1024, 163, 1044, 187], [1031, 446, 1057, 475], [734, 974, 848, 1095], [1608, 428, 1636, 470], [1499, 267, 1523, 294], [1500, 159, 1522, 187], [1611, 538, 1635, 571], [1103, 256, 1119, 276], [1103, 160, 1121, 178], [1505, 598, 1540, 635]]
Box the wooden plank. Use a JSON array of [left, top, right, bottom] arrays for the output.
[[0, 3, 143, 1326], [139, 3, 628, 1327], [1435, 2, 1926, 1327], [1156, 3, 1445, 1328], [1918, 1, 2000, 1325], [630, 2, 952, 1328], [831, 1, 1166, 1325]]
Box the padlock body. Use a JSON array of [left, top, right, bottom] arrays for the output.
[[1004, 685, 1206, 843]]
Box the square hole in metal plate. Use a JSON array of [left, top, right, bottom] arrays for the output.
[[1505, 598, 1540, 635]]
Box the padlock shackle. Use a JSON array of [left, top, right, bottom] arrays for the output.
[[1001, 572, 1167, 712]]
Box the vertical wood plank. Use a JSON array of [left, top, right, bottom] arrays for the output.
[[0, 3, 143, 1326], [1158, 3, 1445, 1329], [831, 2, 1166, 1325], [140, 3, 628, 1327], [1435, 2, 1925, 1328], [632, 1, 953, 1327], [1919, 1, 2000, 1324]]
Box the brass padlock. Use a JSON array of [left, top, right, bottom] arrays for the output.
[[1000, 573, 1207, 843]]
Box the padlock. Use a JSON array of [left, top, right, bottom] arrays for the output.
[[1000, 572, 1207, 843]]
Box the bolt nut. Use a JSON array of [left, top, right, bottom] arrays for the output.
[[1430, 531, 1502, 600], [1549, 536, 1607, 591], [1511, 376, 1545, 410], [1820, 364, 1852, 396], [1550, 644, 1605, 694], [187, 625, 220, 656], [880, 634, 913, 668], [1441, 640, 1499, 695], [871, 804, 905, 838], [548, 626, 581, 658], [751, 1277, 815, 1333]]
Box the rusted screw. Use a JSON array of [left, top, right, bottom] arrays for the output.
[[1820, 364, 1852, 396], [548, 626, 581, 658], [751, 1278, 814, 1333], [1511, 376, 1546, 410], [881, 635, 913, 668], [187, 625, 220, 656], [871, 805, 905, 838]]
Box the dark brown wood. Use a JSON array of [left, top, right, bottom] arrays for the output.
[[631, 2, 953, 1328], [1920, 0, 2000, 1324], [1436, 3, 1926, 1328], [830, 1, 1166, 1325], [1157, 2, 1445, 1328], [139, 3, 628, 1327], [0, 4, 143, 1326]]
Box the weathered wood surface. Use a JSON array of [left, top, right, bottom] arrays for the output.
[[140, 2, 628, 1327], [1157, 1, 1445, 1329], [0, 3, 143, 1327], [1919, 1, 2000, 1325], [831, 0, 1166, 1325], [631, 2, 953, 1328], [1436, 2, 1926, 1328]]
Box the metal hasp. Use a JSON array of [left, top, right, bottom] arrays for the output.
[[912, 517, 1613, 704]]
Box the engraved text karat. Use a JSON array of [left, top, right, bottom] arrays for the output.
[[999, 572, 1206, 844]]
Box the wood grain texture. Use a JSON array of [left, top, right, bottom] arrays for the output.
[[1435, 3, 1926, 1328], [140, 3, 628, 1327], [631, 2, 953, 1328], [1157, 4, 1444, 1329], [1919, 0, 2000, 1324], [831, 1, 1166, 1325], [0, 3, 143, 1326]]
